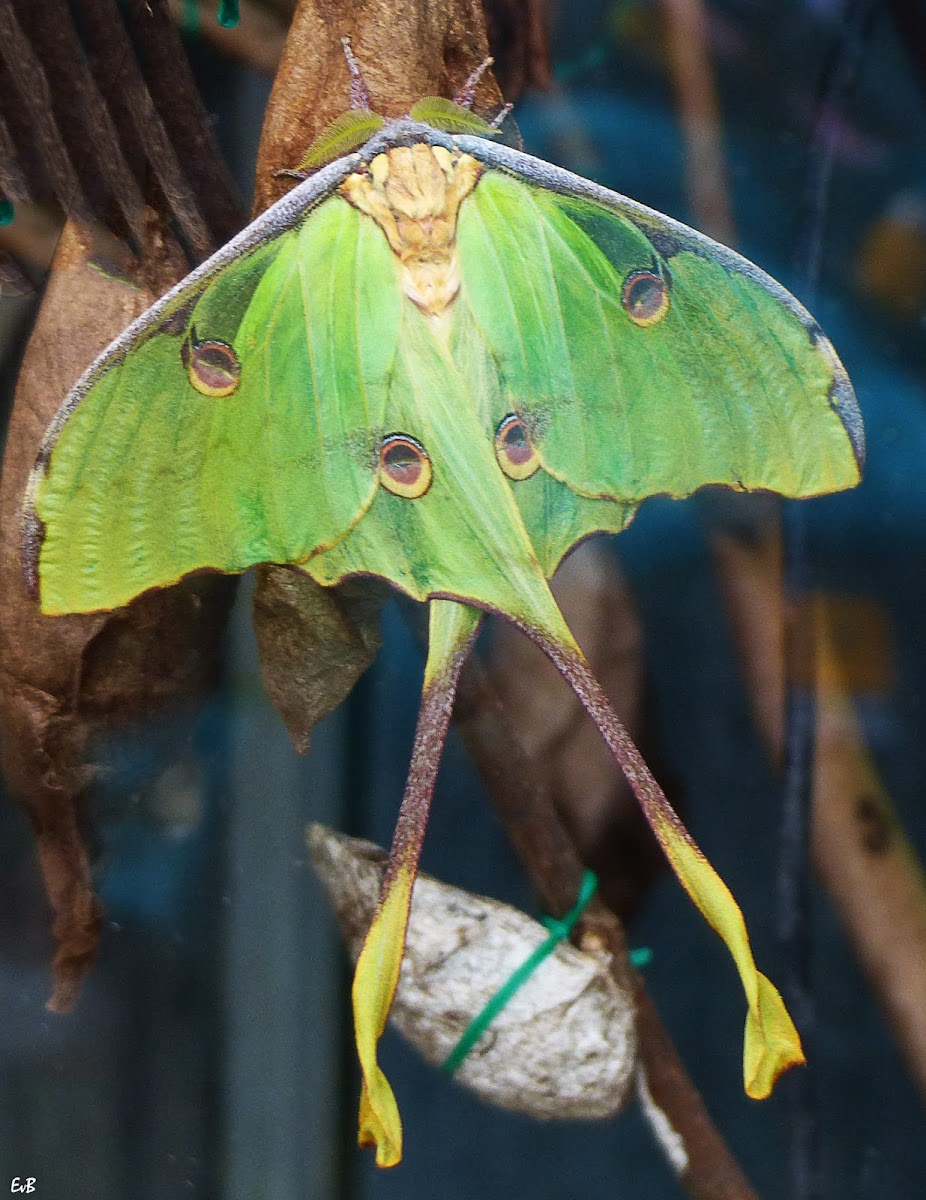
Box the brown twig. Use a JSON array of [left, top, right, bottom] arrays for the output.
[[0, 112, 31, 205], [811, 597, 926, 1102], [0, 62, 47, 208], [252, 0, 507, 210], [488, 544, 665, 919], [0, 249, 32, 294], [401, 597, 756, 1196], [0, 0, 243, 1007], [0, 0, 242, 262], [0, 215, 236, 1011], [712, 521, 786, 769], [485, 0, 554, 96], [659, 0, 736, 245]]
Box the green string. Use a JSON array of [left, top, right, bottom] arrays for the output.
[[0, 200, 13, 226], [443, 870, 599, 1076], [181, 0, 200, 36], [217, 0, 239, 27]]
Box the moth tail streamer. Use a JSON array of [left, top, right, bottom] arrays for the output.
[[522, 612, 805, 1099], [352, 599, 482, 1167], [353, 583, 800, 1167]]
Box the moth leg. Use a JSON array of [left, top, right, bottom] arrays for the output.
[[453, 56, 494, 110], [341, 35, 372, 111], [488, 102, 514, 131]]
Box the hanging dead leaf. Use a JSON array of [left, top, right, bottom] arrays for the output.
[[0, 219, 234, 1011], [253, 567, 383, 752]]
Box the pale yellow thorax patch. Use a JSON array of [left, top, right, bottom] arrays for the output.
[[340, 144, 482, 319]]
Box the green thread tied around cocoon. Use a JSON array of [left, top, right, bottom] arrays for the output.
[[443, 870, 599, 1075]]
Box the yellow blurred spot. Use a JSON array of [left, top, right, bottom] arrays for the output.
[[857, 191, 926, 321]]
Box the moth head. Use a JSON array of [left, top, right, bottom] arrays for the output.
[[293, 41, 514, 174], [295, 102, 505, 174]]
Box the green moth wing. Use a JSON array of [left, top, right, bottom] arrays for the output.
[[451, 143, 861, 509], [310, 300, 634, 603], [25, 119, 862, 619], [25, 168, 402, 615]]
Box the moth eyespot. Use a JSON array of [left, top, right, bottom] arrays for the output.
[[183, 338, 241, 397], [622, 271, 670, 327], [494, 413, 540, 480], [379, 434, 432, 498]]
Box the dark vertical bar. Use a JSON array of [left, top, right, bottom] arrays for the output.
[[222, 582, 347, 1200], [782, 3, 879, 1196], [779, 499, 818, 1200]]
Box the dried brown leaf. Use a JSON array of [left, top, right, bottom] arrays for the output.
[[0, 219, 234, 1010], [253, 567, 382, 752]]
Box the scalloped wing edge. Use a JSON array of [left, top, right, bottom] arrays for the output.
[[20, 150, 372, 598]]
